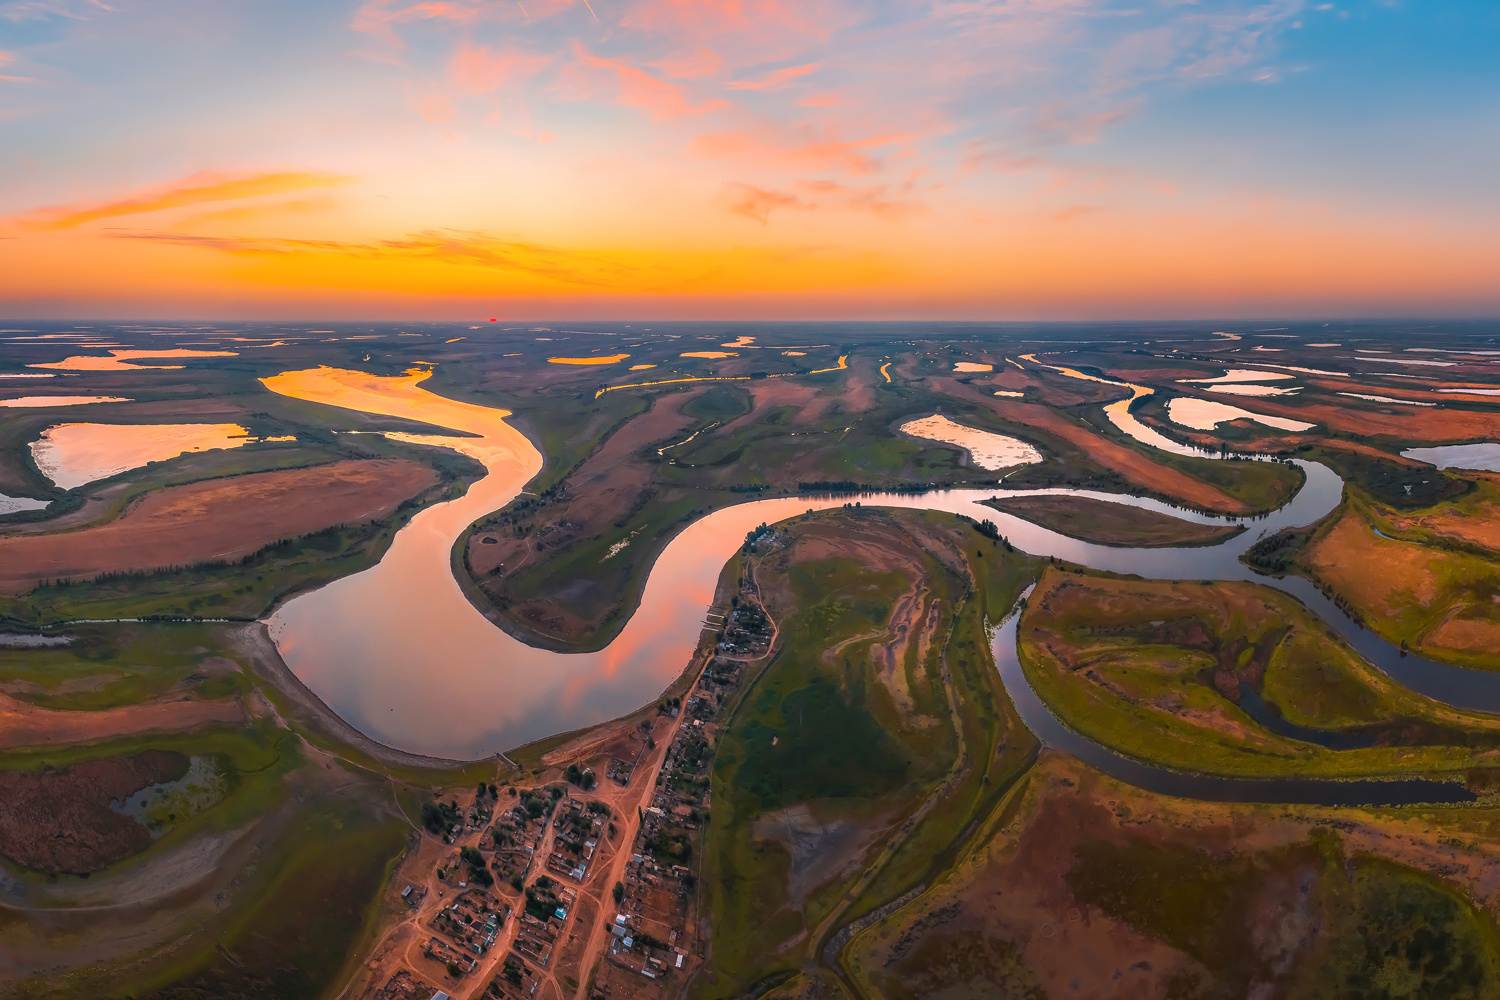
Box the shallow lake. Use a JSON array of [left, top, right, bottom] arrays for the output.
[[898, 414, 1041, 470], [1167, 397, 1312, 432], [1401, 443, 1500, 472], [0, 396, 132, 408], [30, 422, 252, 490], [0, 493, 49, 516]]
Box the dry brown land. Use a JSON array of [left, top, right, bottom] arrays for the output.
[[989, 495, 1244, 547], [848, 752, 1500, 1000], [1302, 505, 1500, 668], [0, 458, 436, 592], [987, 397, 1246, 512], [467, 391, 700, 588], [1246, 394, 1500, 442], [0, 689, 243, 750]]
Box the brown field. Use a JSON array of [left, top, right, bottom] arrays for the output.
[[716, 377, 842, 428], [985, 397, 1245, 512], [0, 749, 188, 873], [973, 367, 1112, 407], [847, 752, 1500, 1000], [0, 458, 437, 592], [1303, 502, 1500, 668], [0, 689, 243, 750], [1245, 393, 1500, 442], [467, 390, 703, 639], [989, 495, 1244, 547]]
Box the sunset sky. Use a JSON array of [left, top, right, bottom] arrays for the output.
[[1, 0, 1497, 319]]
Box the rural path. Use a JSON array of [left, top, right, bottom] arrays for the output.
[[807, 592, 976, 963], [564, 553, 783, 1000]]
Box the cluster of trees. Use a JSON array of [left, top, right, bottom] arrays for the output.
[[459, 845, 494, 887], [422, 799, 461, 835]]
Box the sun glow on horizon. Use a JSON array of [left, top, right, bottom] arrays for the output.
[[1, 1, 1498, 319]]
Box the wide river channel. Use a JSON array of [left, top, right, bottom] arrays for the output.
[[263, 366, 1496, 803]]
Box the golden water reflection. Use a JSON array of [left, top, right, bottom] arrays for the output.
[[30, 422, 252, 490]]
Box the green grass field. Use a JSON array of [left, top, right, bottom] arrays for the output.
[[1017, 567, 1500, 779], [697, 511, 1040, 998]]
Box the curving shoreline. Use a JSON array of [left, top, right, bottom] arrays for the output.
[[258, 365, 1500, 791]]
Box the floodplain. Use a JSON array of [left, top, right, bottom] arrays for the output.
[[5, 320, 1500, 1000]]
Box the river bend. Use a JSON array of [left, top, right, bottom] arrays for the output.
[[259, 366, 1493, 806]]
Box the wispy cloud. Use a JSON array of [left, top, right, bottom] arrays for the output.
[[1, 0, 114, 23], [718, 183, 808, 224], [693, 127, 916, 176], [572, 45, 726, 121], [450, 42, 551, 96], [727, 63, 817, 91], [8, 172, 356, 232], [106, 227, 633, 285], [720, 177, 926, 223]]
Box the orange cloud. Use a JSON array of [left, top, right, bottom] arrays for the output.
[[106, 228, 633, 286], [796, 178, 926, 220], [79, 226, 890, 298], [9, 172, 355, 232], [727, 62, 816, 90], [574, 46, 727, 121], [450, 42, 551, 95], [692, 127, 914, 176], [718, 183, 808, 223], [174, 196, 342, 228]]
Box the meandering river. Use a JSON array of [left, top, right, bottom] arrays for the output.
[[261, 365, 1488, 803]]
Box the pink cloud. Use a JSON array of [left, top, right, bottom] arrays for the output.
[[727, 62, 816, 90], [351, 0, 496, 49], [692, 127, 914, 176], [796, 178, 926, 220], [719, 182, 808, 223], [651, 47, 722, 80], [1031, 102, 1135, 145], [618, 0, 853, 56], [575, 46, 726, 121], [0, 50, 35, 82], [450, 42, 551, 96]]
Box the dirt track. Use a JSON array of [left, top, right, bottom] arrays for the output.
[[0, 459, 437, 592]]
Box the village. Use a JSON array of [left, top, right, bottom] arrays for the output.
[[361, 553, 777, 1000]]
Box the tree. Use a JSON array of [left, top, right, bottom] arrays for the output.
[[613, 881, 624, 904]]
